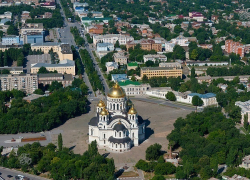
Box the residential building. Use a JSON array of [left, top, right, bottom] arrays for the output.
[[0, 11, 12, 19], [1, 35, 20, 45], [73, 2, 88, 9], [0, 66, 23, 74], [143, 54, 167, 63], [43, 12, 53, 19], [40, 2, 56, 10], [111, 74, 128, 82], [37, 73, 74, 87], [87, 25, 103, 34], [127, 62, 138, 70], [93, 34, 134, 46], [20, 23, 44, 36], [196, 76, 212, 84], [126, 39, 162, 52], [23, 31, 44, 44], [31, 43, 73, 61], [106, 62, 118, 73], [0, 45, 23, 52], [140, 67, 182, 79], [88, 83, 145, 152], [239, 155, 250, 169], [118, 80, 150, 95], [165, 35, 189, 52], [235, 100, 250, 124], [0, 73, 38, 94], [212, 75, 250, 83], [21, 11, 31, 23], [31, 59, 75, 75], [225, 40, 245, 57], [113, 52, 127, 65], [96, 43, 114, 52], [189, 12, 205, 22]]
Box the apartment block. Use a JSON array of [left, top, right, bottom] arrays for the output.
[[225, 40, 245, 57], [31, 59, 75, 75], [143, 54, 167, 63], [20, 23, 44, 36], [31, 43, 73, 61], [140, 67, 182, 79], [113, 52, 127, 65], [93, 34, 134, 46], [37, 73, 74, 87], [0, 74, 38, 94], [126, 39, 162, 52]]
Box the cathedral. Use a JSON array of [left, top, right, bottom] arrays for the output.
[[88, 82, 145, 152]]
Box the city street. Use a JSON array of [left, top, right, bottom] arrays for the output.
[[57, 0, 109, 97], [0, 167, 48, 180]]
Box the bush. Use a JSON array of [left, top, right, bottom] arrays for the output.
[[154, 162, 176, 175], [146, 143, 162, 161], [166, 91, 176, 101]]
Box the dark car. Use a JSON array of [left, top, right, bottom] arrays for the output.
[[7, 175, 13, 178]]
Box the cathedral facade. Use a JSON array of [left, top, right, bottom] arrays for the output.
[[88, 82, 145, 152]]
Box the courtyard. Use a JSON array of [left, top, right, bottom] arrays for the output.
[[50, 98, 192, 166]]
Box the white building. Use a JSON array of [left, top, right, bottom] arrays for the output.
[[88, 83, 145, 152], [96, 43, 114, 52], [113, 52, 127, 65], [235, 100, 250, 124], [106, 62, 118, 73], [143, 54, 167, 63], [1, 36, 20, 45], [118, 80, 150, 96], [165, 35, 189, 52], [159, 62, 182, 68], [93, 34, 134, 46], [186, 61, 229, 67], [0, 11, 12, 19]]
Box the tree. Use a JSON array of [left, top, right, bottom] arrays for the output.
[[166, 92, 176, 101], [131, 75, 136, 82], [146, 143, 162, 161], [190, 49, 198, 60], [38, 67, 49, 74], [191, 67, 196, 78], [244, 114, 249, 130], [7, 24, 18, 35], [87, 12, 93, 18], [173, 45, 186, 60], [142, 75, 148, 83], [49, 81, 63, 92], [155, 162, 176, 175], [58, 133, 63, 151], [4, 51, 8, 66], [114, 40, 120, 48], [33, 89, 44, 95], [192, 95, 203, 106]]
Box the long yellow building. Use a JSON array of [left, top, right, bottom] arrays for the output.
[[140, 67, 182, 79]]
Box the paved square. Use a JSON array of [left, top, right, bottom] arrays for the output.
[[51, 99, 192, 165]]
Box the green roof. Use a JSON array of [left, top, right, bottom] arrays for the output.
[[127, 62, 138, 67], [118, 80, 141, 86]]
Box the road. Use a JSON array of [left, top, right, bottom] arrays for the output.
[[0, 167, 48, 180], [57, 0, 109, 97]]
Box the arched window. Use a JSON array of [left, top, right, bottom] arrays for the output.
[[103, 116, 106, 121], [113, 104, 115, 110], [104, 125, 105, 129], [110, 103, 112, 109], [132, 132, 134, 138], [104, 140, 105, 144], [120, 144, 122, 148], [104, 134, 105, 138], [116, 144, 117, 148], [117, 104, 119, 110], [119, 132, 121, 137]]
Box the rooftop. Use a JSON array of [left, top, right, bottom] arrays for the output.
[[32, 59, 75, 68], [60, 43, 72, 54], [118, 80, 141, 86], [141, 67, 181, 70], [38, 73, 73, 81], [188, 93, 216, 99], [31, 42, 59, 46], [0, 66, 23, 71], [23, 94, 43, 102], [127, 62, 138, 66], [81, 17, 112, 21]]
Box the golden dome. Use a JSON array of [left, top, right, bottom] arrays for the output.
[[128, 105, 137, 114], [100, 107, 109, 115], [107, 82, 126, 98], [97, 100, 106, 107]]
